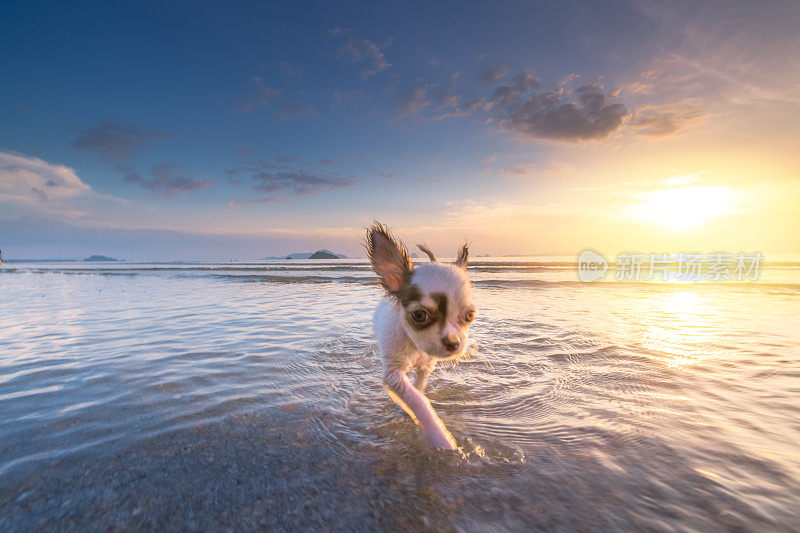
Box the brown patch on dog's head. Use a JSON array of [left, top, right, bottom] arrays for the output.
[[397, 283, 422, 306]]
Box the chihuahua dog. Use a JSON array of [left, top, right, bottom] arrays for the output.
[[366, 222, 476, 450]]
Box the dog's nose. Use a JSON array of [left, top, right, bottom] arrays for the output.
[[442, 333, 461, 352]]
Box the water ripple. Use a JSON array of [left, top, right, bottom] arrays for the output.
[[1, 262, 799, 530]]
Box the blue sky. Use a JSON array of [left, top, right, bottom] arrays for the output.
[[2, 1, 799, 259]]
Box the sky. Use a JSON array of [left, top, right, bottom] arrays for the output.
[[1, 0, 799, 260]]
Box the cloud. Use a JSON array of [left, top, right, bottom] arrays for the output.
[[462, 98, 492, 114], [390, 66, 686, 143], [0, 150, 91, 205], [491, 85, 518, 108], [507, 166, 535, 176], [386, 67, 630, 143], [560, 73, 581, 86], [503, 162, 570, 177], [398, 87, 430, 117], [125, 163, 215, 196], [432, 97, 493, 121], [249, 171, 353, 196], [275, 100, 316, 119], [396, 88, 476, 121], [227, 160, 355, 203], [30, 187, 48, 202], [115, 163, 142, 184], [401, 72, 541, 123], [71, 121, 169, 161], [239, 78, 314, 119], [328, 27, 349, 37], [334, 34, 391, 78], [332, 89, 363, 106], [629, 103, 707, 136], [438, 92, 460, 108], [477, 63, 511, 83], [405, 63, 698, 141], [492, 82, 629, 141], [512, 72, 542, 92], [265, 61, 305, 80], [240, 76, 282, 113], [629, 1, 800, 106]]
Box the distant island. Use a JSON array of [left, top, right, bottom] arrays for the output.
[[84, 255, 119, 262], [307, 250, 339, 259], [264, 249, 347, 260]]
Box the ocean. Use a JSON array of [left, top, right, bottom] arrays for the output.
[[1, 258, 799, 531]]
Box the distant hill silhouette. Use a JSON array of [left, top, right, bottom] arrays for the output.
[[84, 255, 119, 262], [264, 249, 347, 260], [308, 250, 339, 259]]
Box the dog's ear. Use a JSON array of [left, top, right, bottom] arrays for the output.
[[366, 222, 413, 293], [416, 243, 437, 263], [454, 242, 468, 270]]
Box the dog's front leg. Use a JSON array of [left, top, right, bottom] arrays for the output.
[[384, 370, 457, 450], [413, 363, 434, 391]]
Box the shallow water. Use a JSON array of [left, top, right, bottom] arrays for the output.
[[1, 259, 799, 531]]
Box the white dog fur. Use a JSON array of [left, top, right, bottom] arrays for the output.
[[366, 222, 476, 450]]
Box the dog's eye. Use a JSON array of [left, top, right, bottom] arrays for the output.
[[410, 310, 430, 323], [464, 310, 476, 323]]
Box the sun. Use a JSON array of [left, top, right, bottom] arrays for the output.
[[627, 185, 743, 232]]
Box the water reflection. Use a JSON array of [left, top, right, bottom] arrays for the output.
[[639, 291, 722, 368]]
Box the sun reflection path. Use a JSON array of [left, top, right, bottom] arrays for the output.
[[638, 291, 723, 368]]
